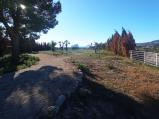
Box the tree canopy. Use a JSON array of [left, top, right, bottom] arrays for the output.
[[0, 0, 61, 61], [107, 28, 136, 57]]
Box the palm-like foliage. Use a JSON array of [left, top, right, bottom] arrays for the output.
[[64, 40, 70, 51]]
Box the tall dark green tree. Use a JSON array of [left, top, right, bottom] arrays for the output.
[[51, 41, 57, 51], [0, 0, 61, 61], [0, 26, 10, 56]]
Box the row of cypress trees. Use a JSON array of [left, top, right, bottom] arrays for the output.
[[107, 28, 136, 57]]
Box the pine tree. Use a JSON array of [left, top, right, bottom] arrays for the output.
[[0, 0, 61, 61]]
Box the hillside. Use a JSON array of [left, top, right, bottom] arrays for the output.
[[137, 40, 159, 47]]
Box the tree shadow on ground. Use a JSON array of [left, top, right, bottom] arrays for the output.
[[0, 66, 79, 119], [140, 93, 159, 119], [1, 65, 159, 119], [57, 78, 159, 119]]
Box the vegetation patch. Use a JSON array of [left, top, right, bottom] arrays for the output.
[[77, 63, 91, 75], [0, 54, 39, 75], [107, 63, 116, 70]]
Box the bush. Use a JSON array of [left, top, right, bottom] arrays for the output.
[[16, 64, 27, 71], [0, 54, 39, 75], [78, 63, 91, 75]]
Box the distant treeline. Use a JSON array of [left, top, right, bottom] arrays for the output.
[[0, 38, 54, 56], [20, 39, 51, 53], [1, 28, 136, 57], [0, 37, 74, 56], [107, 28, 136, 57]]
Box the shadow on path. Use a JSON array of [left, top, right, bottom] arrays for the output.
[[57, 78, 159, 119], [1, 65, 159, 119], [0, 66, 79, 119]]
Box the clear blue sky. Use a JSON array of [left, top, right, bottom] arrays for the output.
[[38, 0, 159, 47]]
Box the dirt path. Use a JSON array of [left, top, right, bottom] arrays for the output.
[[0, 54, 81, 119]]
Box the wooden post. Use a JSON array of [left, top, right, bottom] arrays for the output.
[[144, 51, 146, 64], [130, 50, 132, 59], [156, 53, 158, 67]]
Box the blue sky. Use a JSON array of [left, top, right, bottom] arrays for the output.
[[38, 0, 159, 47]]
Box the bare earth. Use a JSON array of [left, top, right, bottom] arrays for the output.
[[0, 54, 81, 119]]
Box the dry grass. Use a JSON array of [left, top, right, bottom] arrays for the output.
[[70, 50, 159, 103]]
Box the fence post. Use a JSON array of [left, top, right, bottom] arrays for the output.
[[156, 53, 158, 67], [130, 50, 132, 59], [144, 51, 146, 63]]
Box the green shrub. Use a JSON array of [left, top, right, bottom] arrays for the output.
[[26, 60, 32, 67], [16, 64, 27, 71], [0, 54, 39, 75], [78, 63, 91, 75]]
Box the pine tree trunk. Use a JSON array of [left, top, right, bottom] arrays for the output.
[[10, 30, 20, 62], [11, 36, 19, 62], [1, 10, 20, 62]]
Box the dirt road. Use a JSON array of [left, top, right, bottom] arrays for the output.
[[0, 54, 81, 119]]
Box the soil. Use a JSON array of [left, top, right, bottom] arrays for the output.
[[0, 54, 81, 119], [56, 78, 146, 119]]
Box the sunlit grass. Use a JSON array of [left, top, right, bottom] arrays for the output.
[[69, 49, 159, 103]]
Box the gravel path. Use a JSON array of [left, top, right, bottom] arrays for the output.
[[0, 54, 81, 119]]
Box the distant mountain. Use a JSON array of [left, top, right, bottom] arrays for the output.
[[136, 40, 159, 47]]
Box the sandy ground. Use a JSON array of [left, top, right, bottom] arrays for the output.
[[0, 54, 81, 119]]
